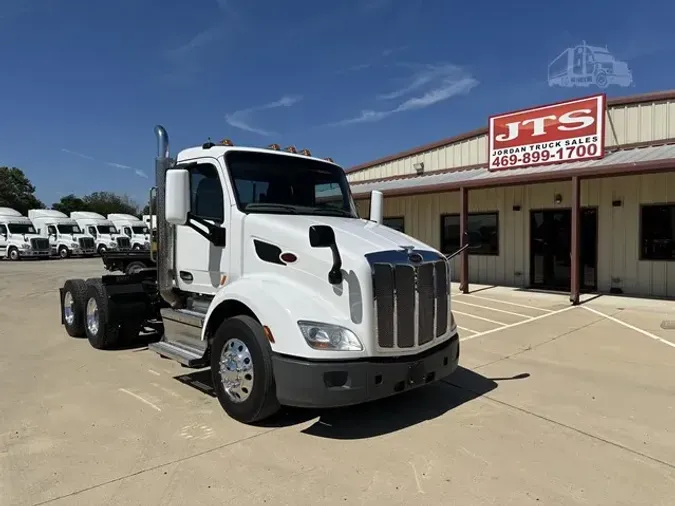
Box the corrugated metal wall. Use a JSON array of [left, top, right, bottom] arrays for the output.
[[348, 99, 675, 182], [355, 172, 675, 298]]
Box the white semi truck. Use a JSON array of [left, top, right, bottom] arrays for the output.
[[107, 213, 150, 250], [29, 209, 96, 258], [58, 126, 468, 424], [0, 208, 51, 260], [70, 211, 132, 254]]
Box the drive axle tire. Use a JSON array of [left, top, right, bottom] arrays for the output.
[[62, 279, 88, 337], [211, 315, 280, 424], [84, 279, 120, 350]]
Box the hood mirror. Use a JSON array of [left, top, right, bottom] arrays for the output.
[[309, 225, 343, 284]]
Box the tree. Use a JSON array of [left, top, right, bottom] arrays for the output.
[[82, 191, 139, 217], [52, 194, 89, 216], [0, 166, 45, 215], [141, 193, 156, 217]]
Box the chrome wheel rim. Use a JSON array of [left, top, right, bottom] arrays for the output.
[[64, 292, 74, 325], [86, 297, 99, 335], [219, 338, 254, 403]]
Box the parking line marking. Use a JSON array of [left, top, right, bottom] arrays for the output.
[[460, 305, 577, 342], [454, 300, 529, 318], [453, 311, 508, 326], [148, 369, 161, 376], [118, 388, 162, 411], [583, 306, 675, 349], [460, 294, 553, 312], [458, 326, 479, 334]]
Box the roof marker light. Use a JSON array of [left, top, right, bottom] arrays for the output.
[[284, 146, 298, 153], [324, 157, 334, 163], [220, 139, 234, 146], [268, 143, 281, 150], [300, 148, 312, 156]]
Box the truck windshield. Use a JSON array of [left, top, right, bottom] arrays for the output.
[[57, 224, 82, 234], [132, 226, 148, 234], [8, 224, 37, 234], [226, 151, 358, 218], [97, 225, 116, 234]]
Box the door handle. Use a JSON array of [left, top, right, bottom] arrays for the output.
[[179, 271, 193, 282]]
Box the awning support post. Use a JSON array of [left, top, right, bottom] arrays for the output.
[[459, 186, 469, 294], [570, 176, 581, 305]]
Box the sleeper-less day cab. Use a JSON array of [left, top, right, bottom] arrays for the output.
[[70, 211, 132, 254], [28, 209, 96, 258], [0, 208, 51, 260], [58, 126, 469, 424]]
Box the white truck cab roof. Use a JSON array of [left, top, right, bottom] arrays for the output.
[[175, 144, 338, 166], [107, 213, 143, 223], [70, 211, 107, 221], [28, 209, 71, 221], [0, 207, 23, 217]]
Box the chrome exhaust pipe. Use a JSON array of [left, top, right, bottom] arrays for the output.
[[154, 125, 182, 308]]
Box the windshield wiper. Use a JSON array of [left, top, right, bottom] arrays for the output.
[[245, 203, 298, 214], [309, 207, 354, 217]]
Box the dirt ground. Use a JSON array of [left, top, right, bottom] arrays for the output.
[[1, 258, 674, 506]]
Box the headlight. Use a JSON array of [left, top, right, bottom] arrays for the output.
[[109, 242, 117, 247], [71, 243, 79, 248], [297, 321, 363, 351], [21, 243, 30, 249]]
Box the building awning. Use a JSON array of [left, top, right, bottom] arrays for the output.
[[342, 143, 675, 199]]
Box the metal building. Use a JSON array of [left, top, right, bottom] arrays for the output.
[[345, 90, 675, 301]]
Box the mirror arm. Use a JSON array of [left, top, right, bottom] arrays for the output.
[[327, 244, 343, 284], [185, 213, 226, 247], [445, 242, 471, 260]]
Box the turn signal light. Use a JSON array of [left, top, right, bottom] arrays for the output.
[[220, 139, 234, 146], [284, 146, 298, 153]]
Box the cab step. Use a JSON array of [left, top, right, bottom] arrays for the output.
[[148, 339, 208, 367]]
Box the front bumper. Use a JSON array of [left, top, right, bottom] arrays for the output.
[[272, 333, 460, 409], [19, 250, 50, 257]]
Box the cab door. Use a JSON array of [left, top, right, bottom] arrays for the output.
[[0, 224, 8, 256], [174, 157, 230, 295]]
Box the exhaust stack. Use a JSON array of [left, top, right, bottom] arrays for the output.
[[154, 125, 182, 308]]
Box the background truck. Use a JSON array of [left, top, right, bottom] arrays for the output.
[[71, 211, 132, 255], [57, 126, 462, 425], [548, 41, 633, 89], [107, 213, 151, 250], [0, 207, 51, 260], [28, 209, 96, 258]]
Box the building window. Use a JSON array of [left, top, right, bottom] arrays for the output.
[[640, 204, 675, 261], [440, 212, 499, 256], [383, 216, 405, 233]]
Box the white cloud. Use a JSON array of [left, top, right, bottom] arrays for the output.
[[61, 149, 148, 179], [329, 63, 478, 126], [225, 94, 303, 136]]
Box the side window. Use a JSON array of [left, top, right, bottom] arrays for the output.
[[124, 227, 132, 237], [0, 224, 7, 235], [48, 225, 57, 235], [190, 163, 224, 222], [88, 226, 97, 236]]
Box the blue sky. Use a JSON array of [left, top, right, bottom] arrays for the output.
[[1, 0, 674, 208]]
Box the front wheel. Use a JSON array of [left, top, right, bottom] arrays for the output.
[[8, 247, 20, 261], [210, 315, 280, 424], [59, 246, 70, 259], [97, 245, 107, 255]]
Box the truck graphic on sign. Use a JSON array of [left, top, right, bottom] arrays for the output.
[[548, 41, 633, 89]]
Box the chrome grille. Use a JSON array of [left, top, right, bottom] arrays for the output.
[[370, 251, 450, 350], [78, 237, 95, 249], [116, 237, 131, 249], [30, 238, 50, 251]]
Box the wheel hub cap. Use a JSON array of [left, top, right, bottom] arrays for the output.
[[64, 292, 74, 325], [219, 338, 253, 403], [86, 297, 99, 334]]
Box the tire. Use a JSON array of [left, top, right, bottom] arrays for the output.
[[98, 245, 107, 255], [59, 246, 70, 259], [84, 279, 120, 350], [8, 247, 20, 261], [132, 244, 141, 251], [125, 261, 147, 275], [210, 315, 280, 424], [62, 279, 88, 337]]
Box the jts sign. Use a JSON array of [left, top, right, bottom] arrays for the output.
[[488, 94, 606, 171]]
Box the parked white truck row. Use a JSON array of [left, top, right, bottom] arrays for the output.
[[57, 126, 471, 425], [0, 208, 150, 260]]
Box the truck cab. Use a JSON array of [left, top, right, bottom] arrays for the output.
[[0, 208, 51, 260], [70, 211, 131, 254], [28, 209, 96, 258], [57, 127, 463, 425], [107, 214, 150, 250]]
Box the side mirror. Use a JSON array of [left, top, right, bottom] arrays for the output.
[[309, 225, 342, 284], [166, 169, 190, 225], [309, 225, 336, 248], [369, 190, 383, 224]]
